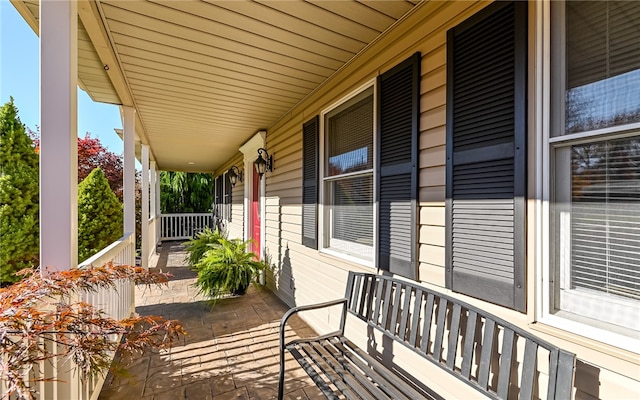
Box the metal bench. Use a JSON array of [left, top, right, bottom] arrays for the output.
[[278, 272, 576, 400]]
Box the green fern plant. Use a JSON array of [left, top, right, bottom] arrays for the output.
[[192, 237, 266, 300], [183, 227, 226, 267]]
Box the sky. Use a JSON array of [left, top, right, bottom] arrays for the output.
[[0, 0, 124, 155]]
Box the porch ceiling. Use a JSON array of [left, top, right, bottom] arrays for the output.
[[13, 0, 421, 173]]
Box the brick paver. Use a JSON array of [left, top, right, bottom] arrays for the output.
[[99, 242, 322, 400]]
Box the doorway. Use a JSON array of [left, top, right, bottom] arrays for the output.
[[251, 167, 261, 257]]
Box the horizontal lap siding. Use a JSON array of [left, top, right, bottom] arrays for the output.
[[216, 1, 639, 397]]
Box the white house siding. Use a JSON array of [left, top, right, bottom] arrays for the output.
[[222, 1, 639, 398]]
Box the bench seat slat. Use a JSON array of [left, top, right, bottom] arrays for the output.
[[296, 340, 367, 400], [336, 338, 430, 400], [288, 335, 429, 400], [329, 338, 415, 400], [310, 339, 384, 400], [289, 346, 340, 399]]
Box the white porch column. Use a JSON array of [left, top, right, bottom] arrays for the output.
[[150, 161, 157, 219], [40, 0, 78, 273], [155, 169, 161, 216], [122, 107, 136, 235], [141, 144, 150, 269]]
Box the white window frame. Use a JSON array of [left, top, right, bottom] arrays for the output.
[[319, 79, 377, 267], [537, 0, 640, 353]]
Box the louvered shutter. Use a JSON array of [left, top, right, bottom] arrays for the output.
[[302, 116, 319, 249], [377, 52, 420, 279], [224, 173, 232, 222], [214, 175, 223, 220], [445, 2, 527, 311]]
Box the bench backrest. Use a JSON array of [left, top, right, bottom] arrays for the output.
[[344, 272, 575, 400]]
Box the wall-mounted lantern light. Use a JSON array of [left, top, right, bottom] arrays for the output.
[[254, 147, 273, 179], [227, 165, 243, 186]]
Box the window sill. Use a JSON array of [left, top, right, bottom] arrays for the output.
[[529, 319, 640, 380]]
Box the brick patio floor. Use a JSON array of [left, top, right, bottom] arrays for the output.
[[98, 242, 324, 400]]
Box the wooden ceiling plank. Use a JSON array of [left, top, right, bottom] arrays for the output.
[[130, 86, 285, 118], [306, 0, 396, 32], [134, 93, 278, 120], [102, 1, 354, 63], [356, 0, 415, 20], [155, 0, 369, 54], [120, 56, 310, 99], [116, 46, 319, 92], [205, 0, 369, 51], [112, 32, 327, 85], [107, 22, 336, 78], [124, 67, 300, 105]]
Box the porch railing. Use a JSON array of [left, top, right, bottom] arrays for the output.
[[77, 232, 136, 400], [160, 213, 212, 241], [0, 234, 136, 400]]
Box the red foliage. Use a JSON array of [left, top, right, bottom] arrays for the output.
[[28, 129, 123, 201], [0, 264, 185, 400]]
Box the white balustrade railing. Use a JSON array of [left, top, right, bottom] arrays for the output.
[[160, 213, 212, 241], [78, 232, 136, 400], [1, 234, 137, 400]]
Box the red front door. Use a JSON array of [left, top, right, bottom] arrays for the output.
[[251, 168, 261, 257]]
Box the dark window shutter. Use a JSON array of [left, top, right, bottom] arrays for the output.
[[377, 52, 421, 280], [445, 1, 527, 312], [225, 173, 232, 222], [302, 116, 319, 249], [214, 175, 223, 219]]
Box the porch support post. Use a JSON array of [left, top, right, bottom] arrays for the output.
[[122, 107, 136, 236], [141, 144, 150, 269], [150, 161, 157, 219], [39, 0, 78, 273]]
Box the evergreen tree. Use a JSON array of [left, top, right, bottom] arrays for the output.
[[78, 168, 123, 262], [0, 98, 39, 285]]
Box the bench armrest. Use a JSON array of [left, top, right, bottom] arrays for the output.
[[278, 298, 348, 400], [279, 298, 348, 347]]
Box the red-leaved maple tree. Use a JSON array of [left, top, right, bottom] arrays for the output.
[[29, 129, 124, 201], [0, 264, 185, 400]]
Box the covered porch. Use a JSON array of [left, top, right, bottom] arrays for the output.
[[99, 241, 323, 400]]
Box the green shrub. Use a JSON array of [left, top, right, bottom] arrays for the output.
[[78, 168, 123, 262], [192, 237, 266, 301], [183, 227, 226, 267], [0, 98, 39, 285]]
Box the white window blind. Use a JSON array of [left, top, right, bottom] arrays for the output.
[[323, 88, 374, 260], [570, 137, 640, 301]]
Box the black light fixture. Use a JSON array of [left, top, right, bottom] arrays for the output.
[[227, 165, 243, 186], [254, 147, 273, 178]]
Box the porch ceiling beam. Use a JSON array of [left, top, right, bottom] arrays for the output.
[[77, 0, 132, 106]]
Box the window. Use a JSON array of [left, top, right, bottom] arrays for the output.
[[322, 87, 375, 262], [302, 53, 420, 279], [548, 1, 640, 345]]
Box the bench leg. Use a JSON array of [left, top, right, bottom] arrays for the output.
[[278, 347, 286, 400]]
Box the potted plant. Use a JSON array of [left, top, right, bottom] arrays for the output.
[[183, 227, 226, 267], [192, 237, 266, 300]]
